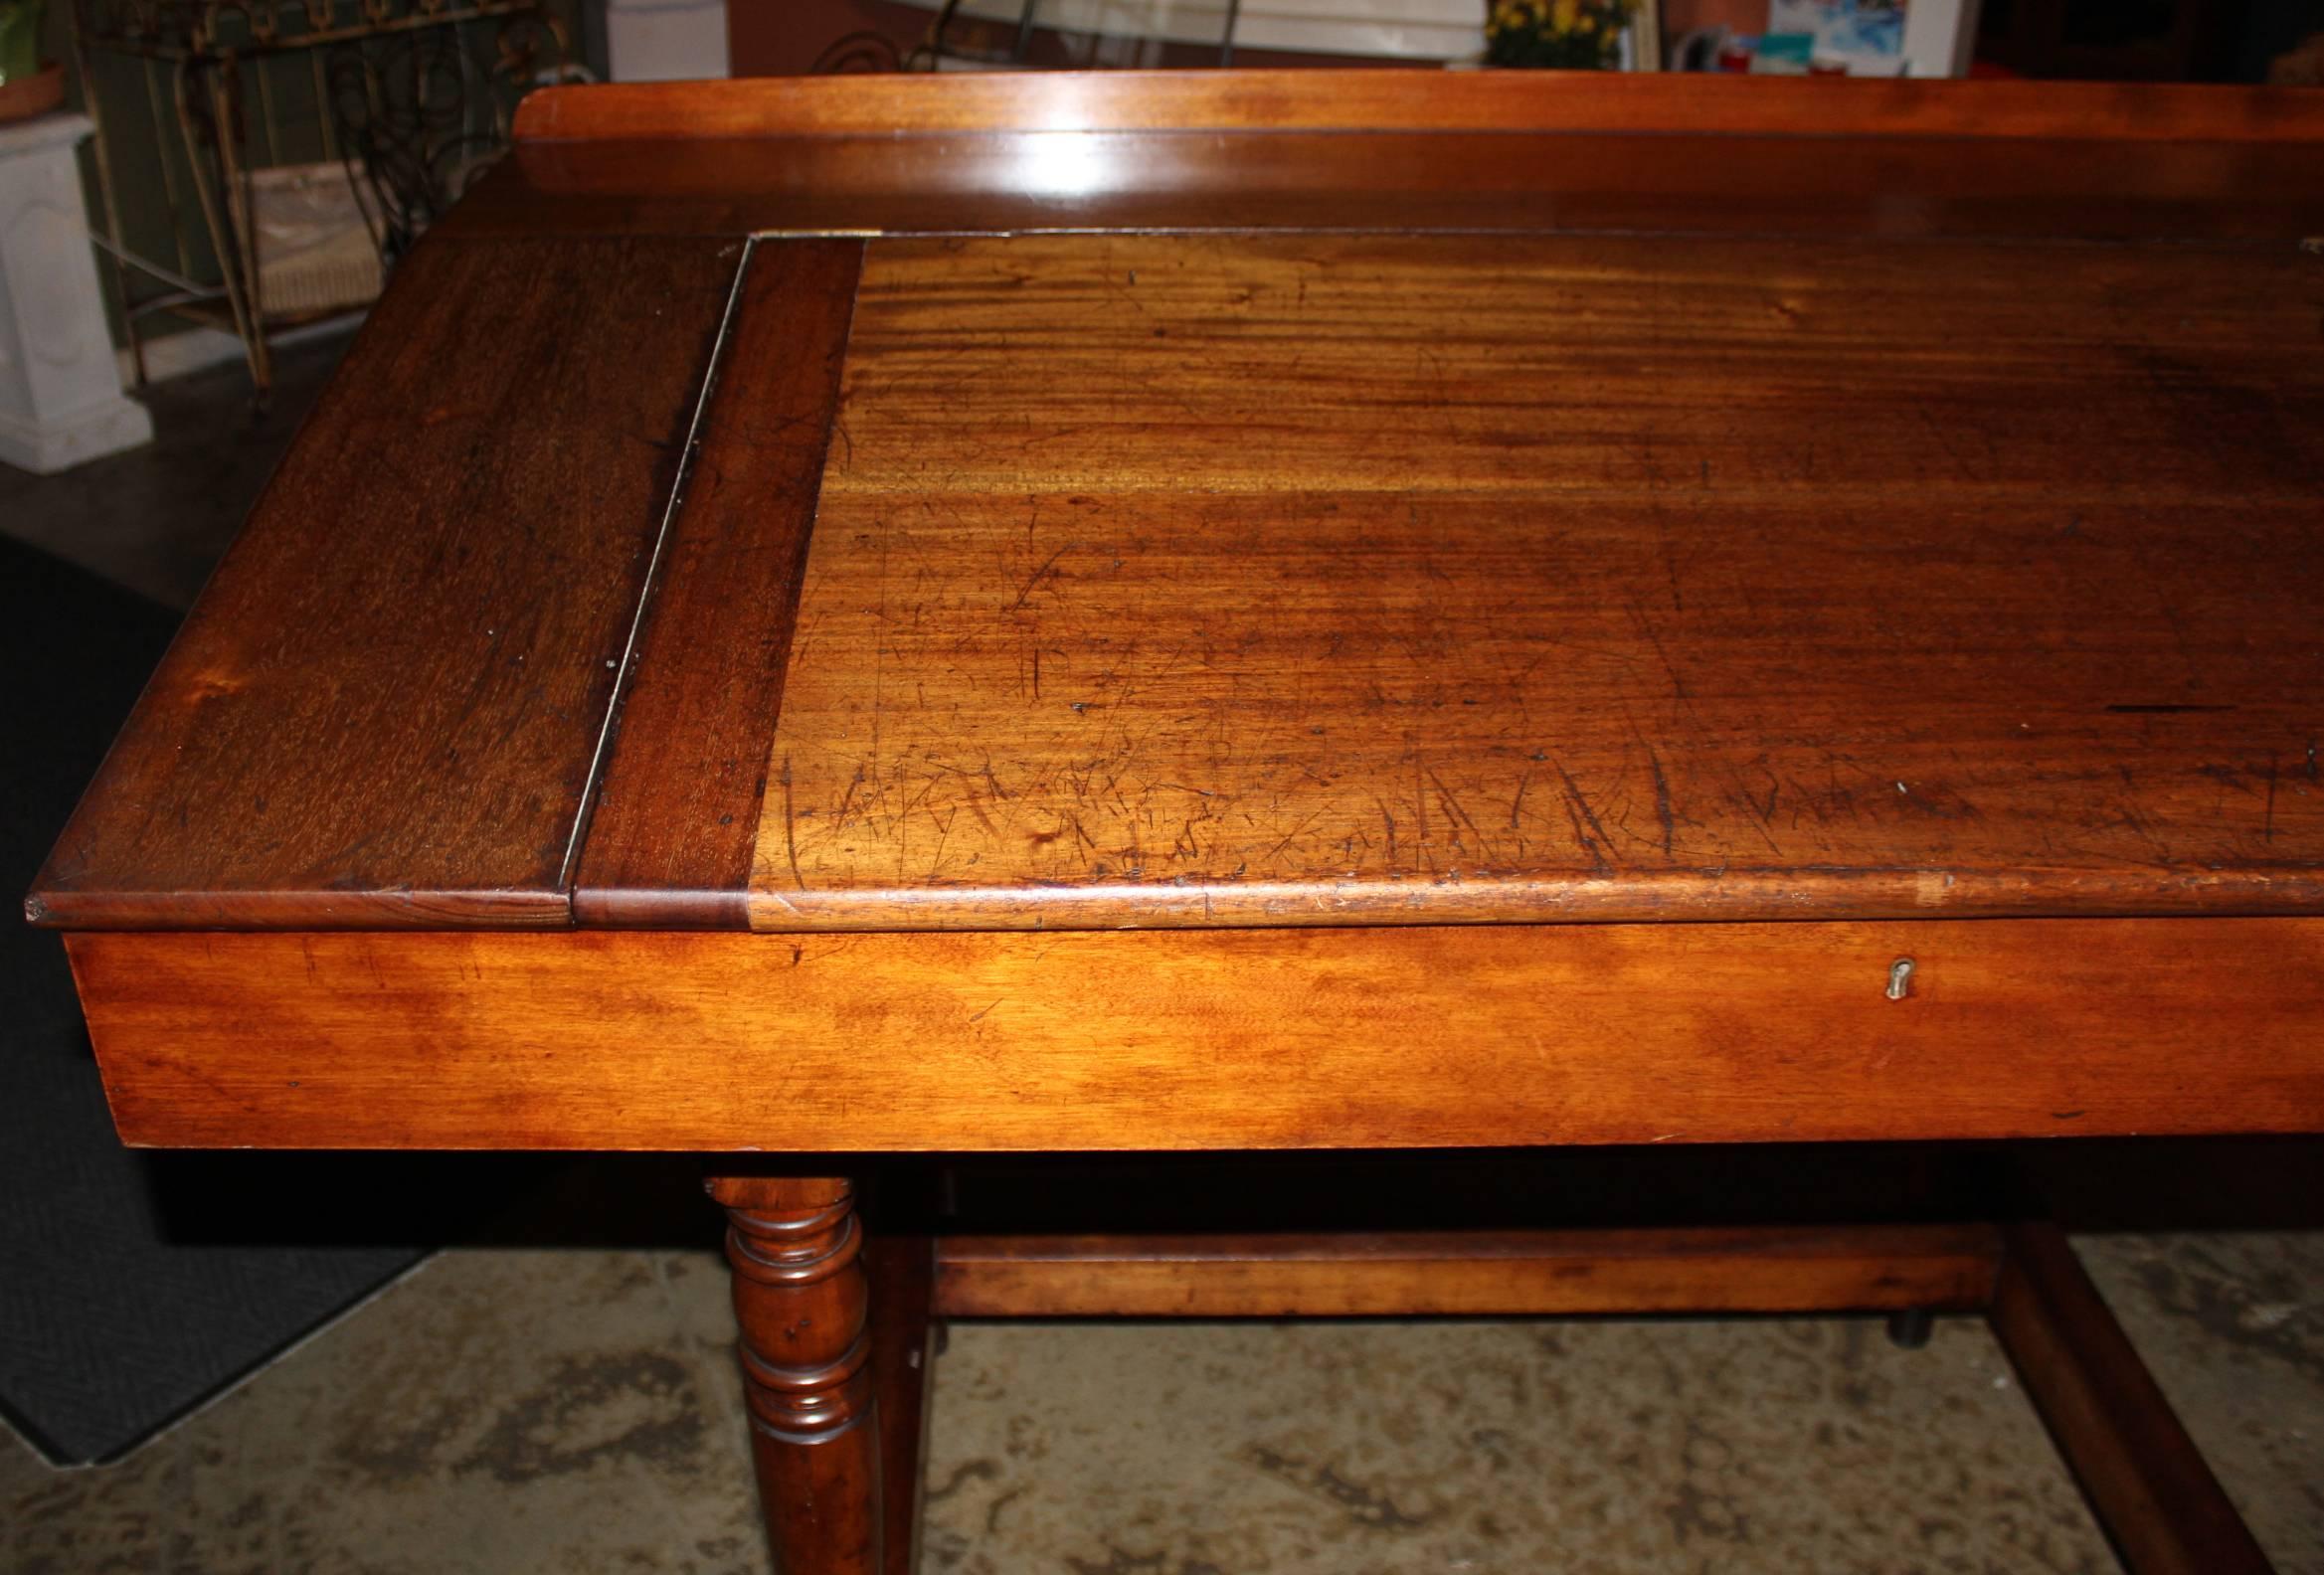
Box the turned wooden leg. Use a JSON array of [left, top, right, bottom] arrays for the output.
[[710, 1174, 883, 1575]]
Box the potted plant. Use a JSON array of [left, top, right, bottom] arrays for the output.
[[0, 0, 64, 123], [1486, 0, 1637, 69]]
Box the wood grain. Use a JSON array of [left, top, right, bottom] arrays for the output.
[[514, 70, 2324, 144], [931, 1224, 2003, 1318], [448, 126, 2324, 245], [748, 232, 2324, 932], [26, 235, 745, 930], [1991, 1222, 2276, 1575], [574, 239, 862, 928], [65, 918, 2324, 1151]]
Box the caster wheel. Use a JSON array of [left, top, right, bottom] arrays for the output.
[[1885, 1309, 1935, 1349]]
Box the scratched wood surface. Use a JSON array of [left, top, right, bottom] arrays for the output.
[[28, 235, 743, 929], [748, 232, 2324, 931]]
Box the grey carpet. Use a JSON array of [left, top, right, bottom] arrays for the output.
[[0, 536, 423, 1465]]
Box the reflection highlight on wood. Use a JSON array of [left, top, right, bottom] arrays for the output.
[[515, 69, 2324, 143], [472, 71, 2324, 248], [451, 130, 2324, 245]]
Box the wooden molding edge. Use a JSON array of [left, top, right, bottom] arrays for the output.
[[515, 72, 2324, 147]]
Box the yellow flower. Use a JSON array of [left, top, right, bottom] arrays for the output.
[[1552, 0, 1579, 28]]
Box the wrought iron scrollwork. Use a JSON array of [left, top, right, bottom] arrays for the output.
[[326, 32, 465, 260], [323, 12, 560, 261], [74, 0, 565, 395], [810, 30, 903, 75]]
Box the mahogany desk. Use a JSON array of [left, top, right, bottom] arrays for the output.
[[28, 71, 2324, 1573]]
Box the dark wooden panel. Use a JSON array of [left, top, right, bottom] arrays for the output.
[[932, 1224, 2003, 1317], [439, 130, 2324, 244], [1991, 1223, 2276, 1575], [751, 233, 2324, 931], [64, 917, 2324, 1150], [513, 70, 2324, 143], [574, 239, 862, 929], [864, 1232, 935, 1575], [27, 235, 745, 930]]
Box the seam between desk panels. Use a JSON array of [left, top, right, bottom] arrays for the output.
[[564, 236, 868, 928], [723, 241, 867, 924], [557, 236, 759, 904]]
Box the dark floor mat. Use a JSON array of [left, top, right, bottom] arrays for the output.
[[0, 536, 423, 1465]]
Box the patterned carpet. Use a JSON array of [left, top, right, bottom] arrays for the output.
[[4, 1227, 2318, 1573]]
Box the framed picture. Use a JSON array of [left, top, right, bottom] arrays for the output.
[[1762, 0, 1981, 76], [894, 0, 1502, 67]]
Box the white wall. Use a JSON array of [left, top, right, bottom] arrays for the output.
[[605, 0, 733, 81]]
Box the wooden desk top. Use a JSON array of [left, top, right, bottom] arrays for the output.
[[25, 73, 2324, 1151], [30, 73, 2324, 935]]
